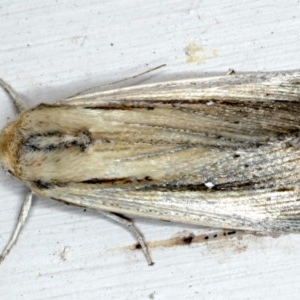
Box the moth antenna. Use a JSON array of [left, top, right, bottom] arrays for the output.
[[0, 78, 28, 113]]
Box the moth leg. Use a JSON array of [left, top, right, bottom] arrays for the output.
[[0, 192, 33, 264], [68, 64, 166, 98], [103, 64, 166, 87], [99, 211, 154, 266], [0, 78, 28, 113]]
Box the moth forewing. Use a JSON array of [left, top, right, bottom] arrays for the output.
[[1, 70, 300, 265]]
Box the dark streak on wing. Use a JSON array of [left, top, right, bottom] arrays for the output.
[[33, 180, 52, 189], [23, 130, 93, 152], [33, 176, 296, 193], [82, 176, 154, 185]]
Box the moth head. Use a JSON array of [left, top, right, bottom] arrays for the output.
[[0, 120, 21, 178]]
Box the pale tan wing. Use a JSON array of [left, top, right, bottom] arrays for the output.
[[55, 70, 300, 147], [60, 70, 300, 105], [7, 70, 300, 232], [32, 137, 300, 233]]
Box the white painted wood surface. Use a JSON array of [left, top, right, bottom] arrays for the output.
[[1, 0, 300, 299]]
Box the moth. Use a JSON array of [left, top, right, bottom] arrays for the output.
[[1, 70, 300, 265]]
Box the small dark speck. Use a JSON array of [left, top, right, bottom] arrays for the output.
[[227, 69, 235, 75], [244, 164, 249, 168], [233, 154, 240, 159], [83, 209, 87, 212], [135, 243, 142, 249], [110, 43, 114, 46], [204, 236, 209, 240], [182, 235, 194, 244], [227, 230, 236, 235], [213, 234, 218, 238], [34, 180, 50, 189]]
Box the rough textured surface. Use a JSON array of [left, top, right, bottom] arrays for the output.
[[1, 0, 300, 299]]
